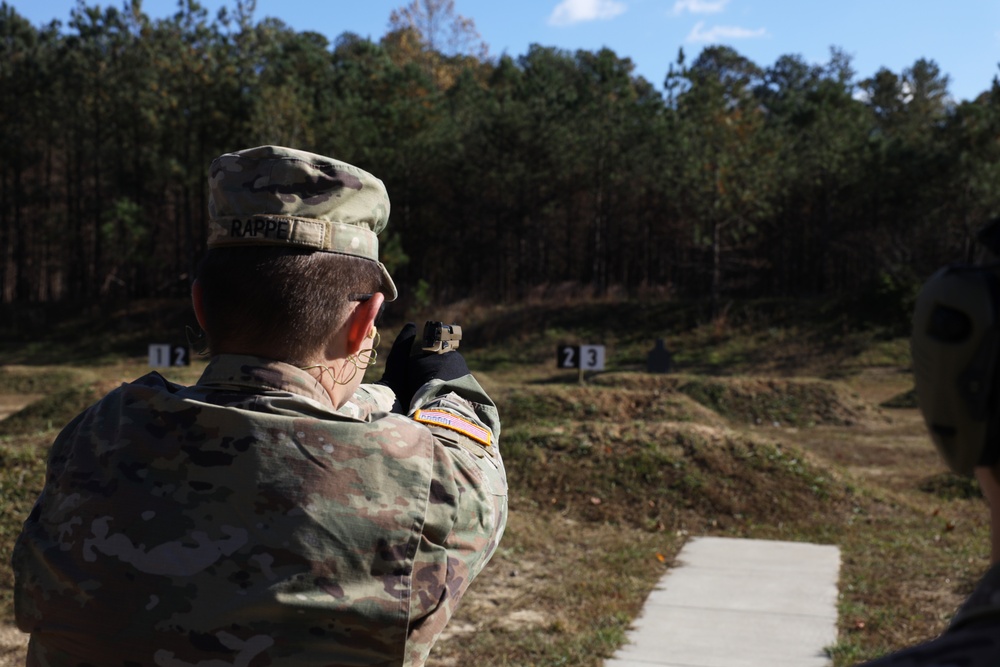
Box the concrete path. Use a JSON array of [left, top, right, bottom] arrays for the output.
[[605, 536, 841, 667]]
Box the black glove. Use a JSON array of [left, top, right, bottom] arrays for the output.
[[375, 322, 471, 412], [375, 322, 417, 412], [404, 347, 470, 409]]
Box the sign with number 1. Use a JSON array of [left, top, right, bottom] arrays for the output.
[[148, 344, 190, 368]]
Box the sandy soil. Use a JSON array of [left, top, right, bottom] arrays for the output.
[[0, 396, 40, 422], [0, 626, 26, 667]]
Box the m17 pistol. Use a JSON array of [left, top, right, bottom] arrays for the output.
[[421, 321, 462, 354]]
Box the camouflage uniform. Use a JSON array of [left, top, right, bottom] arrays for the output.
[[13, 356, 507, 666], [858, 563, 1000, 666], [12, 146, 508, 666]]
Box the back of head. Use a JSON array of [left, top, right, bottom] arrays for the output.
[[196, 247, 382, 364], [196, 146, 396, 362]]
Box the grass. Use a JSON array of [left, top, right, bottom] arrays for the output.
[[0, 439, 51, 644], [0, 296, 990, 666]]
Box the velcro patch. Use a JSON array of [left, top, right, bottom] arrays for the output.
[[414, 409, 492, 448]]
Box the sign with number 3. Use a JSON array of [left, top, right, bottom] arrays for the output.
[[556, 344, 605, 370]]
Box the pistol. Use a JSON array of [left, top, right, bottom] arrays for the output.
[[421, 321, 462, 354]]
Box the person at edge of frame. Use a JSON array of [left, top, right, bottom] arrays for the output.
[[856, 464, 1000, 666], [856, 221, 1000, 667], [11, 145, 508, 667]]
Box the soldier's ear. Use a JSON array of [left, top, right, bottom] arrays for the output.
[[345, 292, 385, 356], [192, 280, 208, 331]]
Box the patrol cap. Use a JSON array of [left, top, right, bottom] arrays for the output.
[[207, 145, 397, 301]]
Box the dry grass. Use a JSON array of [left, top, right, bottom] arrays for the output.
[[0, 301, 989, 666], [420, 368, 988, 667]]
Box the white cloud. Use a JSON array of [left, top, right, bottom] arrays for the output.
[[686, 20, 767, 42], [548, 0, 628, 26], [672, 0, 729, 15]]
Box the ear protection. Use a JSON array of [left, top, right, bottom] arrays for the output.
[[911, 262, 1000, 475]]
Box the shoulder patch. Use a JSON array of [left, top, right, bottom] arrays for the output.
[[414, 409, 492, 448]]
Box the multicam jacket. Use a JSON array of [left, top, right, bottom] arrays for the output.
[[859, 562, 1000, 667], [13, 355, 508, 667]]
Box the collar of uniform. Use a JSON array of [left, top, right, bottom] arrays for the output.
[[196, 354, 335, 410]]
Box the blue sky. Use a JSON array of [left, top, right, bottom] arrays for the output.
[[15, 0, 1000, 102]]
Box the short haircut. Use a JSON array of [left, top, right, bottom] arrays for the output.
[[195, 247, 384, 364]]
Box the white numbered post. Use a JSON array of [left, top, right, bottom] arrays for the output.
[[579, 345, 605, 371], [556, 344, 605, 383], [148, 344, 171, 368], [149, 344, 191, 368]]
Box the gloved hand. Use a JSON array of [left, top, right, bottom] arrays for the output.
[[404, 344, 470, 409], [375, 322, 417, 412], [375, 322, 470, 412]]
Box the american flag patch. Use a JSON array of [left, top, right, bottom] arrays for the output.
[[414, 409, 492, 447]]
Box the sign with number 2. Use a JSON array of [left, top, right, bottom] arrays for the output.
[[148, 344, 190, 368], [556, 344, 605, 370]]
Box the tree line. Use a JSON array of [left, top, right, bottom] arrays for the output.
[[2, 0, 999, 322]]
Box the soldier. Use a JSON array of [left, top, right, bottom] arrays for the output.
[[12, 146, 508, 667], [857, 463, 1000, 666], [859, 257, 1000, 666]]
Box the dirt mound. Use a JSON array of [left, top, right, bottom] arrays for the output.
[[503, 419, 851, 532], [494, 385, 727, 428], [881, 387, 918, 409], [678, 376, 877, 427], [495, 374, 871, 532], [0, 367, 79, 394], [591, 372, 879, 427], [0, 385, 101, 437]]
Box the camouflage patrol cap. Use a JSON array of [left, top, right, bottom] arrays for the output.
[[207, 145, 397, 301]]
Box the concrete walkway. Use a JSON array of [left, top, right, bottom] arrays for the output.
[[605, 536, 841, 667]]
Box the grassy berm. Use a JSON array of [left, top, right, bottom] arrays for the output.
[[0, 297, 990, 667]]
